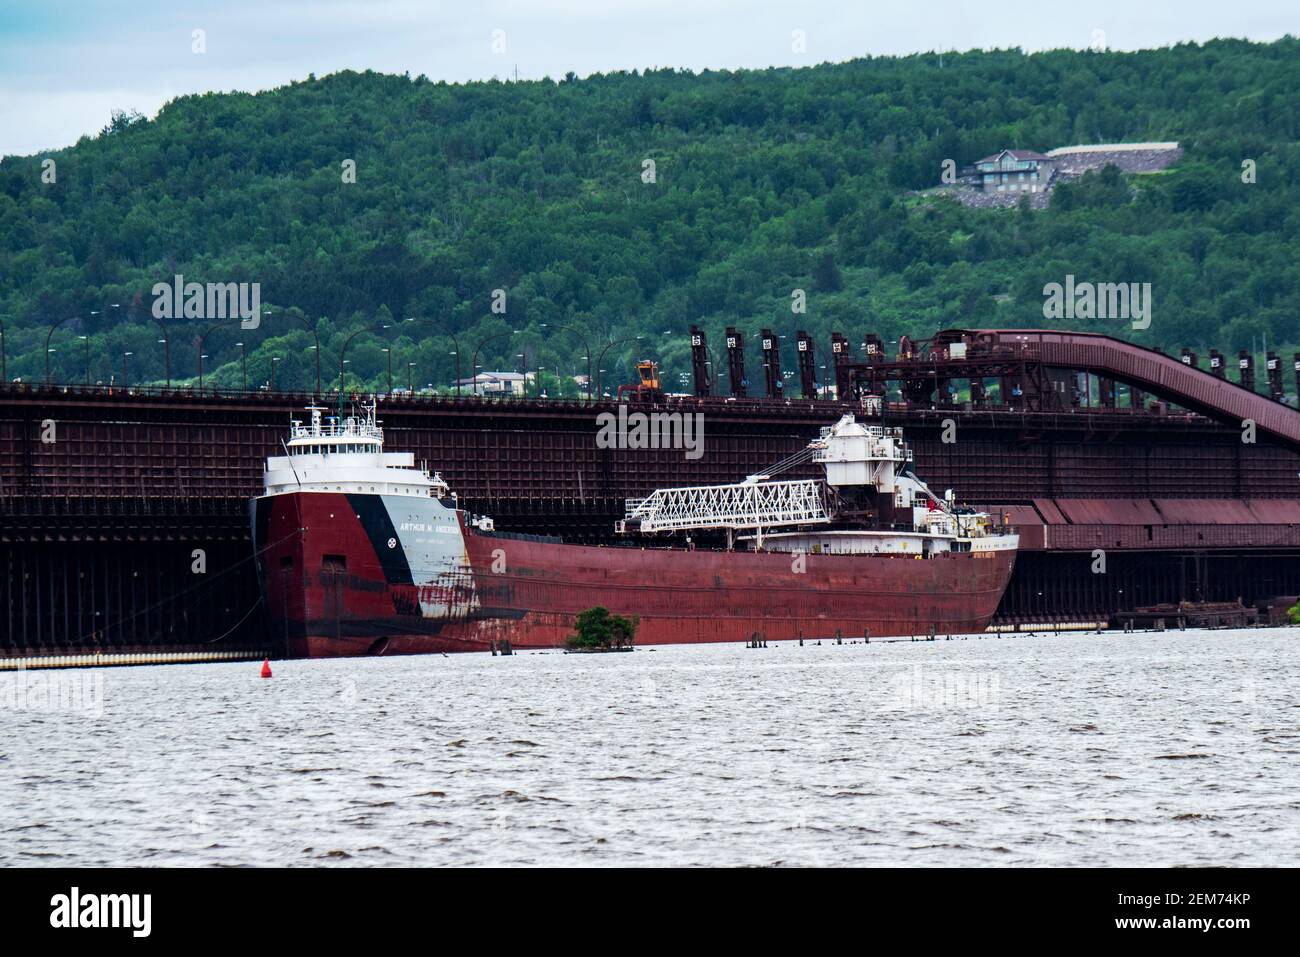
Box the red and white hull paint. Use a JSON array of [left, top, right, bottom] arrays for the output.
[[252, 490, 1016, 658]]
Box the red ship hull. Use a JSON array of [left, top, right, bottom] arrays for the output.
[[253, 491, 1016, 657]]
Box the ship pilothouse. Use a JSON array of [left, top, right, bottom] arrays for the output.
[[262, 399, 449, 499]]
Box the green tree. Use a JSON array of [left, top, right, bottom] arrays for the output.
[[566, 606, 639, 649]]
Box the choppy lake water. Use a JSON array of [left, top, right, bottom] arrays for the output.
[[2, 628, 1298, 866]]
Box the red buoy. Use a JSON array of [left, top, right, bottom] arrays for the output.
[[260, 658, 272, 679]]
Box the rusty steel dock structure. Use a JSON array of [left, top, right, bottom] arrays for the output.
[[3, 328, 1300, 658]]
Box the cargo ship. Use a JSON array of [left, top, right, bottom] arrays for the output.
[[252, 401, 1018, 657]]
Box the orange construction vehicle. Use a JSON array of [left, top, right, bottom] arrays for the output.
[[617, 360, 664, 400]]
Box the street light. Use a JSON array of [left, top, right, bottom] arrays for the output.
[[122, 351, 133, 389], [44, 316, 79, 384], [198, 320, 237, 391], [155, 339, 171, 390], [404, 316, 463, 396], [290, 315, 323, 394], [596, 336, 644, 398], [407, 361, 415, 394], [574, 337, 593, 396], [470, 330, 516, 396], [150, 313, 173, 390], [338, 324, 388, 399], [381, 347, 392, 393], [270, 356, 281, 391], [78, 335, 90, 385]]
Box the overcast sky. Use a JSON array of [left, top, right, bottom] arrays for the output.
[[0, 0, 1294, 157]]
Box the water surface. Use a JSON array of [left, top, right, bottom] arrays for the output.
[[2, 628, 1297, 866]]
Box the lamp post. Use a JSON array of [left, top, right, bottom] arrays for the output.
[[198, 321, 233, 391], [405, 316, 461, 396], [122, 351, 133, 389], [291, 315, 323, 394], [470, 330, 515, 396], [596, 336, 643, 398], [156, 339, 170, 389], [559, 323, 593, 401], [270, 356, 280, 391], [152, 315, 172, 390], [44, 316, 79, 383], [79, 335, 90, 385], [338, 331, 363, 397], [83, 303, 119, 386], [338, 324, 388, 399], [407, 362, 415, 393], [382, 348, 392, 393], [235, 341, 247, 390]]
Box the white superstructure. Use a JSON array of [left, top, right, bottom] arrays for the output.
[[619, 414, 1018, 556], [262, 400, 447, 498]]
